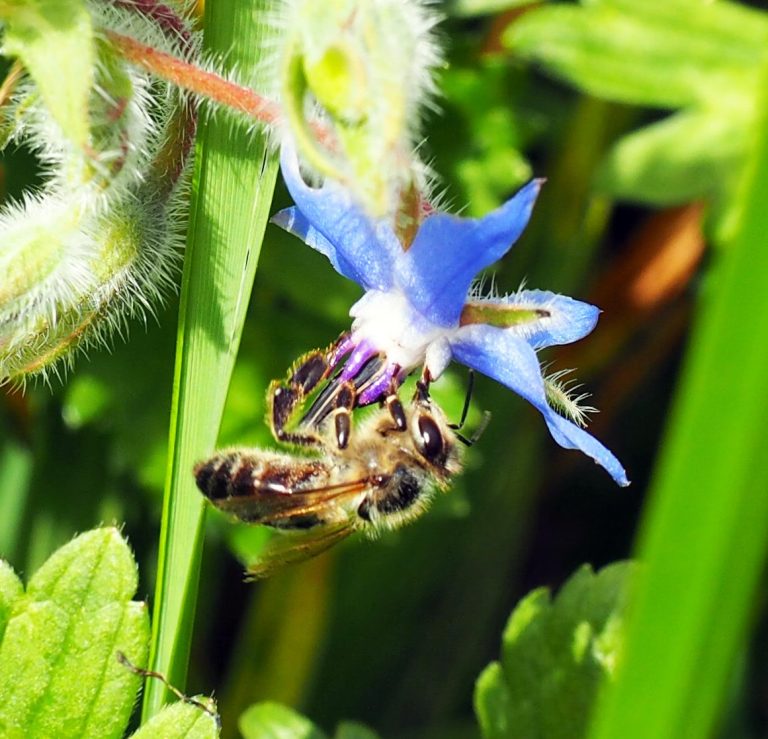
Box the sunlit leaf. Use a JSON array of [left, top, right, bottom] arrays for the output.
[[240, 702, 327, 739], [0, 528, 149, 739], [130, 698, 220, 739], [475, 562, 634, 739], [0, 562, 22, 642], [506, 0, 766, 109], [504, 0, 768, 206], [595, 110, 742, 205]]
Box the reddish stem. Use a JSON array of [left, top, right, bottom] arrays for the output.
[[107, 30, 337, 149], [108, 31, 282, 126]]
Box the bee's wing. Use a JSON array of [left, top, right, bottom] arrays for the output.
[[210, 478, 372, 524], [246, 520, 356, 579]]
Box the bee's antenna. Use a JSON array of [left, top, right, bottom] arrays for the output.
[[116, 651, 221, 729], [449, 369, 475, 432], [455, 410, 491, 447]]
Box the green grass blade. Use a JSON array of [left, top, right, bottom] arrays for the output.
[[141, 0, 279, 719], [588, 62, 768, 739]]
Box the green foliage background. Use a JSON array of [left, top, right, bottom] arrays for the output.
[[1, 0, 767, 737]]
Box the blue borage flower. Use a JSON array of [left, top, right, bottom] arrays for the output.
[[272, 146, 629, 486]]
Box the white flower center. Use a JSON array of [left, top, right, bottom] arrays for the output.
[[349, 290, 454, 378]]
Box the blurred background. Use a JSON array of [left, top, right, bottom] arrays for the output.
[[1, 1, 764, 736]]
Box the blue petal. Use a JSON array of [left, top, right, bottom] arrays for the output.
[[451, 325, 629, 486], [274, 143, 401, 290], [487, 289, 600, 348], [272, 206, 361, 280], [396, 180, 543, 327]]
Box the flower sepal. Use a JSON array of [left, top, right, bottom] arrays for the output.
[[460, 301, 550, 329]]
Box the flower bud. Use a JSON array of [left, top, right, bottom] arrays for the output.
[[277, 0, 441, 219], [0, 5, 194, 384]]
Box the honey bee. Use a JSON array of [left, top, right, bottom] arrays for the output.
[[194, 381, 464, 577]]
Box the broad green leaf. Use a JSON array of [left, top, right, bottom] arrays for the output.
[[595, 110, 743, 205], [239, 702, 328, 739], [506, 0, 767, 110], [588, 60, 768, 739], [504, 0, 768, 208], [0, 528, 150, 739], [131, 698, 220, 739], [0, 0, 93, 147], [474, 562, 634, 739]]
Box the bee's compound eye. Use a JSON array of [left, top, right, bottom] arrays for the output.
[[416, 414, 444, 462]]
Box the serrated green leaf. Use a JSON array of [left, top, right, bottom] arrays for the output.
[[0, 527, 150, 739], [0, 561, 22, 642], [595, 110, 743, 205], [506, 0, 767, 110], [239, 702, 328, 739], [0, 0, 93, 147], [26, 527, 137, 607], [334, 720, 381, 739], [130, 697, 220, 739], [475, 562, 634, 739]]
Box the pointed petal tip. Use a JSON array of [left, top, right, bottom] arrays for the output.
[[615, 471, 631, 487], [519, 178, 545, 201], [270, 207, 291, 226]]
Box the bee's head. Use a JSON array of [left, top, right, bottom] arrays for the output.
[[408, 396, 463, 478]]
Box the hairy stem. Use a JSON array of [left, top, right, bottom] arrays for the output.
[[107, 30, 281, 124]]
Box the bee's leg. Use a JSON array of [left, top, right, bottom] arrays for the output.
[[268, 348, 334, 447], [332, 381, 356, 449], [327, 331, 355, 368], [384, 383, 407, 432], [449, 369, 475, 432], [415, 367, 433, 404], [356, 360, 401, 406], [301, 352, 384, 428]]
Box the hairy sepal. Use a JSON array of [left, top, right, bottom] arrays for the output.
[[276, 0, 441, 219], [0, 3, 197, 384]]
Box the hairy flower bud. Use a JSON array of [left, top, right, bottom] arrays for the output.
[[276, 0, 441, 219], [0, 3, 196, 384]]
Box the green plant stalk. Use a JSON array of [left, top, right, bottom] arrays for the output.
[[142, 0, 279, 719], [589, 62, 768, 739]]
